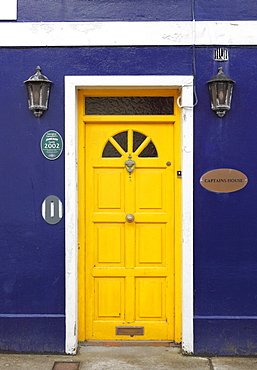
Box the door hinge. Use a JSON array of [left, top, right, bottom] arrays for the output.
[[177, 171, 182, 178]]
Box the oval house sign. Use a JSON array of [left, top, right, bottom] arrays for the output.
[[200, 168, 248, 193]]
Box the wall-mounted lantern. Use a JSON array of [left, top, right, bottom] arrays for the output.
[[207, 66, 235, 118], [24, 66, 52, 118]]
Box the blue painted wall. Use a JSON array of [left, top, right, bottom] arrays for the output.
[[16, 0, 257, 22], [195, 1, 257, 21], [193, 46, 257, 355], [18, 0, 192, 22], [1, 0, 257, 356], [0, 46, 192, 352]]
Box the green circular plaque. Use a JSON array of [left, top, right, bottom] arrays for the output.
[[41, 130, 63, 160]]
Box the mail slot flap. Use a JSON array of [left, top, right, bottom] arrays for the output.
[[116, 326, 144, 336]]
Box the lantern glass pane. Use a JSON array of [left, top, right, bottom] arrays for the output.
[[217, 82, 227, 105], [209, 83, 218, 109], [41, 83, 50, 108], [26, 84, 33, 108], [226, 83, 233, 106], [31, 83, 41, 106]]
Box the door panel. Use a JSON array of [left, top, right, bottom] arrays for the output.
[[136, 278, 166, 319], [95, 278, 125, 319], [82, 122, 175, 340], [136, 224, 165, 266], [136, 170, 165, 211], [96, 224, 125, 266], [95, 170, 124, 210]]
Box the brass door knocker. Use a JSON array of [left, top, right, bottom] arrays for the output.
[[124, 155, 136, 174]]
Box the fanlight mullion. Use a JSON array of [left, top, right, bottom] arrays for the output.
[[134, 136, 151, 157], [109, 137, 126, 156]]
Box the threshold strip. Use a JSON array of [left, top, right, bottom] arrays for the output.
[[79, 340, 180, 347]]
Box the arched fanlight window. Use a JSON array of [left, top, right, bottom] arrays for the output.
[[102, 130, 158, 158]]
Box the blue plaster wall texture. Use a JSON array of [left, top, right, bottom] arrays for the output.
[[1, 0, 257, 356], [0, 46, 192, 352], [1, 44, 257, 355], [18, 0, 192, 22], [16, 0, 257, 22], [195, 1, 257, 21], [193, 46, 257, 355]]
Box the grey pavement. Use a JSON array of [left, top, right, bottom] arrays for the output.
[[1, 346, 257, 370]]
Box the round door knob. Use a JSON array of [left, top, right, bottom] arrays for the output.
[[126, 214, 135, 223]]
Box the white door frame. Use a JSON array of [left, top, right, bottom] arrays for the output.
[[64, 75, 194, 354]]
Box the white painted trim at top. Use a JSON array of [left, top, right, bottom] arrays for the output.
[[1, 21, 257, 46], [64, 75, 194, 355], [196, 21, 257, 45], [0, 0, 17, 20]]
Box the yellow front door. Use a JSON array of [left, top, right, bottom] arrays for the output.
[[78, 90, 181, 342]]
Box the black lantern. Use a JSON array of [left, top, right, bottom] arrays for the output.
[[207, 66, 235, 118], [24, 66, 52, 118]]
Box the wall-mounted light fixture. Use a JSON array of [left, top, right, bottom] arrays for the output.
[[207, 66, 235, 118], [24, 66, 52, 118]]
